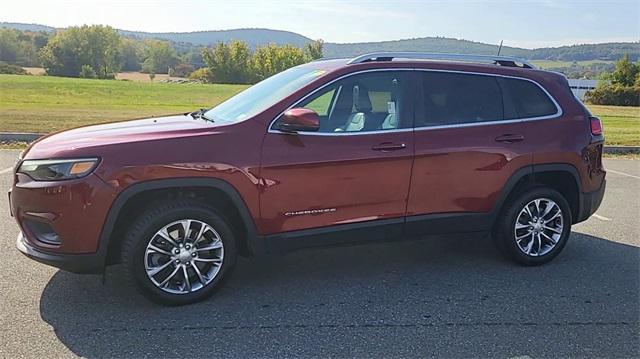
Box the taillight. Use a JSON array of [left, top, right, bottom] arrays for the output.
[[589, 116, 603, 136]]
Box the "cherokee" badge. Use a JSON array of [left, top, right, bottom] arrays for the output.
[[284, 208, 337, 217]]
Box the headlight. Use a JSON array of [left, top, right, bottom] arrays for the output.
[[18, 158, 99, 181]]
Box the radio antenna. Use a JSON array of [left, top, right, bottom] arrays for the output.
[[497, 40, 504, 56]]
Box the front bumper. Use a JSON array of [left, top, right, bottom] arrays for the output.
[[10, 173, 115, 254], [16, 232, 105, 274], [575, 178, 606, 224]]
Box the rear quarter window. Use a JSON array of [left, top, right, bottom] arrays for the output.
[[499, 78, 558, 119]]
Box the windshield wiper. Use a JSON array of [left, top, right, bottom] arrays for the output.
[[188, 108, 214, 122]]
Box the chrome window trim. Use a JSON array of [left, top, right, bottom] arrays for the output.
[[267, 68, 562, 136]]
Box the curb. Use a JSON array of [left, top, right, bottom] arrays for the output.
[[603, 146, 640, 154], [0, 132, 638, 154], [0, 132, 44, 142]]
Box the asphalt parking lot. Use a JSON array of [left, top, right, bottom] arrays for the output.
[[0, 149, 638, 358]]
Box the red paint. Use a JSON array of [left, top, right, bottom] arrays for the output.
[[280, 108, 321, 132], [10, 59, 605, 257]]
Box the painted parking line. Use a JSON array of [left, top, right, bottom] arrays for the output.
[[0, 167, 13, 175], [607, 169, 640, 180], [593, 214, 612, 222]]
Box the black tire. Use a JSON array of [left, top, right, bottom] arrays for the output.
[[121, 199, 237, 306], [493, 187, 572, 266]]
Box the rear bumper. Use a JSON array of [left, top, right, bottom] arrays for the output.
[[575, 178, 606, 224], [16, 232, 104, 274]]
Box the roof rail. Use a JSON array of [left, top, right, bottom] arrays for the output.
[[347, 52, 536, 69]]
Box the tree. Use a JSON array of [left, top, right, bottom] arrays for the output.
[[250, 43, 308, 82], [202, 40, 251, 84], [39, 25, 122, 78], [607, 54, 639, 87], [18, 40, 38, 66], [120, 38, 141, 71], [585, 54, 640, 106], [188, 67, 213, 82], [0, 29, 20, 63], [170, 63, 195, 77], [201, 40, 321, 84], [0, 29, 50, 67], [141, 40, 178, 74], [305, 39, 324, 60], [79, 64, 97, 79], [0, 61, 27, 74]]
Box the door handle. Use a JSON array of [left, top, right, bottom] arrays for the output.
[[495, 134, 524, 143], [371, 142, 407, 151]]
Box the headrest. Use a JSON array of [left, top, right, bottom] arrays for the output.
[[353, 84, 372, 113]]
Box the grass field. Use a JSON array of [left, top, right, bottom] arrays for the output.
[[586, 105, 640, 146], [1, 74, 638, 145], [0, 75, 247, 133]]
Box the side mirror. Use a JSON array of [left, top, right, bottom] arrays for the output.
[[279, 108, 320, 133]]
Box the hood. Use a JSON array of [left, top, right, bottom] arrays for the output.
[[24, 114, 221, 159]]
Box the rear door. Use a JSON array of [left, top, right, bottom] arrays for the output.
[[406, 70, 535, 235], [259, 70, 414, 240]]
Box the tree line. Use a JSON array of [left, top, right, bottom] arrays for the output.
[[0, 26, 188, 78], [585, 55, 640, 106], [0, 25, 323, 83], [195, 39, 323, 84]]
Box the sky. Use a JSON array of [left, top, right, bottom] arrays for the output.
[[1, 0, 639, 48]]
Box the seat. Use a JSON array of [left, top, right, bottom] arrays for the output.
[[335, 84, 372, 132], [380, 113, 398, 129], [380, 79, 400, 130]]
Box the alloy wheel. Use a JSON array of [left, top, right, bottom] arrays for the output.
[[513, 198, 564, 257], [144, 219, 224, 294]]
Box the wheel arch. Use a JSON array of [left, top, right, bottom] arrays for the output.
[[98, 178, 263, 268], [493, 164, 582, 224]]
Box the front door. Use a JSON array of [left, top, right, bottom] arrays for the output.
[[259, 70, 415, 243]]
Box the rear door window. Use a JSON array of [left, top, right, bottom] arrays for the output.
[[418, 72, 504, 127]]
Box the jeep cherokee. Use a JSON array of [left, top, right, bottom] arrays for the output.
[[10, 52, 606, 305]]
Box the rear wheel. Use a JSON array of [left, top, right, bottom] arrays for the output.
[[494, 187, 572, 266], [121, 199, 237, 305]]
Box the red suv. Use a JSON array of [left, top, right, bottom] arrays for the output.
[[11, 52, 606, 305]]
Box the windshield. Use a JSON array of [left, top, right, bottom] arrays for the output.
[[204, 67, 327, 123]]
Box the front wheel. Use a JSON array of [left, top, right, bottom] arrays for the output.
[[121, 199, 237, 306], [494, 187, 572, 266]]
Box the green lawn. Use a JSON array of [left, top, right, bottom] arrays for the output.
[[0, 75, 248, 133], [588, 105, 640, 146], [0, 74, 638, 145]]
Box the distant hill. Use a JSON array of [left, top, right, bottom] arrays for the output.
[[324, 38, 639, 61], [323, 37, 531, 59], [0, 22, 312, 48], [1, 22, 637, 61], [0, 22, 55, 32], [118, 28, 312, 48], [528, 42, 639, 61]]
